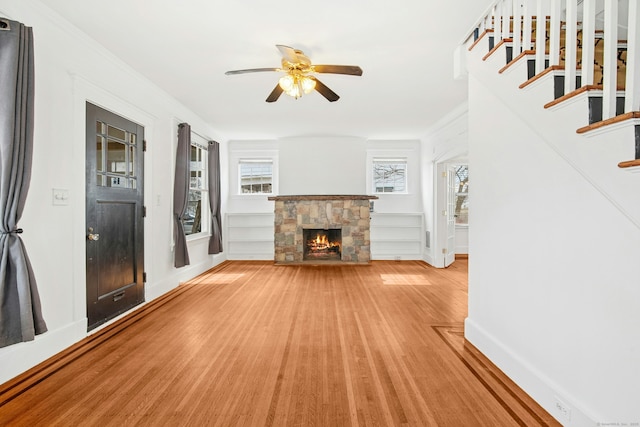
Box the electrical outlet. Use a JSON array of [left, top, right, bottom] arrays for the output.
[[394, 256, 401, 261], [554, 396, 571, 422]]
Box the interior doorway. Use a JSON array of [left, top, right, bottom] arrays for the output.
[[435, 162, 469, 268]]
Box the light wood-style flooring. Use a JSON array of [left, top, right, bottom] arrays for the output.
[[0, 260, 559, 426]]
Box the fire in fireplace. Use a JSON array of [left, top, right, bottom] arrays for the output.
[[303, 229, 341, 261]]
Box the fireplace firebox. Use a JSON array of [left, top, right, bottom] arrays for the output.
[[303, 229, 341, 261]]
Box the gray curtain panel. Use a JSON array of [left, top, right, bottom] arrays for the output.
[[207, 141, 222, 254], [173, 123, 191, 268], [0, 19, 47, 348]]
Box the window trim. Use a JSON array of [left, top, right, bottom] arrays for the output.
[[372, 157, 409, 195], [229, 149, 279, 199]]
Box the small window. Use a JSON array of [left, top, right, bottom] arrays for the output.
[[373, 158, 407, 193], [454, 165, 469, 225], [184, 133, 209, 236], [239, 160, 273, 194]]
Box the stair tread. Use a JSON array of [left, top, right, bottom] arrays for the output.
[[467, 29, 493, 52], [482, 39, 508, 61], [577, 111, 640, 134], [499, 50, 536, 74], [544, 84, 601, 109], [519, 65, 563, 89], [618, 159, 640, 169]]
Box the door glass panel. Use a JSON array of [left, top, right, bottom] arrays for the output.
[[130, 178, 137, 190], [107, 140, 127, 175], [96, 136, 104, 172], [129, 145, 135, 176], [96, 121, 137, 189], [107, 125, 126, 141]]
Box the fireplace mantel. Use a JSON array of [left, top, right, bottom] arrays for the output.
[[269, 195, 378, 264], [268, 195, 378, 202]]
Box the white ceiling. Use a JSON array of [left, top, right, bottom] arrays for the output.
[[41, 0, 490, 140]]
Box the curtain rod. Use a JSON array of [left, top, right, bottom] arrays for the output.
[[190, 129, 212, 142], [179, 122, 211, 143], [0, 16, 10, 31]]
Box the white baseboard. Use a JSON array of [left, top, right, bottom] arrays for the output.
[[464, 317, 598, 426], [371, 254, 423, 261], [146, 256, 226, 301], [0, 319, 86, 385], [423, 252, 435, 266], [146, 274, 182, 302], [226, 253, 273, 261]]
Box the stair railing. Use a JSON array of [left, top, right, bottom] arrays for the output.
[[462, 0, 640, 120]]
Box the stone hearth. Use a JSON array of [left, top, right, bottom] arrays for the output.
[[268, 195, 378, 264]]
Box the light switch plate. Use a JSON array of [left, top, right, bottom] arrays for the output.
[[52, 188, 69, 205]]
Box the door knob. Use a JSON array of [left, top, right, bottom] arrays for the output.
[[87, 227, 100, 241]]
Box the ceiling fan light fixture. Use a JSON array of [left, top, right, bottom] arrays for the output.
[[279, 73, 313, 99], [225, 45, 361, 102], [301, 76, 316, 94], [278, 75, 295, 92]]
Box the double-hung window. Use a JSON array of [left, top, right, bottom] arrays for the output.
[[184, 132, 209, 236], [373, 158, 407, 194]]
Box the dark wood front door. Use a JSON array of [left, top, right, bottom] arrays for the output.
[[85, 103, 144, 331]]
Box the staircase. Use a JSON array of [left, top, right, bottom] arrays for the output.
[[461, 0, 640, 167], [459, 0, 640, 228], [458, 3, 640, 423]]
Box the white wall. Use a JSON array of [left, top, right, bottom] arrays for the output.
[[454, 226, 469, 254], [227, 138, 424, 215], [280, 136, 367, 195], [0, 0, 227, 383], [466, 67, 640, 424]]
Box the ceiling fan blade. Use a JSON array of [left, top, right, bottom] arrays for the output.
[[276, 44, 299, 63], [266, 84, 284, 103], [313, 65, 363, 76], [312, 78, 340, 102], [225, 67, 280, 75]]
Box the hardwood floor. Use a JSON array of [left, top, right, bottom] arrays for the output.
[[0, 260, 559, 426]]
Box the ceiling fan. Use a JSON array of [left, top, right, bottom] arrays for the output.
[[224, 45, 363, 103]]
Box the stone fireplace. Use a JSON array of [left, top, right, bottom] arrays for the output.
[[268, 195, 378, 264]]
